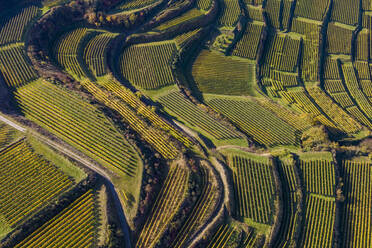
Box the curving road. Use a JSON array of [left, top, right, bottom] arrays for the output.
[[0, 113, 132, 248]]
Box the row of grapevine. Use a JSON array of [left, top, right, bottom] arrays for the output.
[[281, 0, 294, 30], [219, 0, 241, 27], [291, 17, 321, 81], [82, 81, 179, 159], [228, 153, 276, 224], [323, 56, 341, 79], [275, 158, 301, 247], [262, 33, 302, 73], [136, 165, 189, 248], [208, 97, 300, 146], [174, 28, 202, 48], [100, 80, 192, 147], [355, 29, 369, 61], [155, 9, 204, 31], [326, 22, 354, 55], [331, 0, 359, 26], [83, 32, 116, 76], [197, 0, 212, 10], [120, 41, 176, 89], [294, 0, 330, 21], [0, 140, 74, 227], [15, 80, 139, 177], [158, 91, 242, 140], [54, 28, 89, 78], [323, 79, 345, 93], [299, 159, 335, 196], [15, 190, 97, 248], [192, 50, 256, 95], [265, 0, 281, 29], [331, 92, 354, 108], [360, 79, 372, 97], [341, 62, 372, 119], [341, 159, 372, 248], [206, 224, 237, 248], [300, 194, 335, 247], [306, 86, 362, 133], [354, 61, 370, 79], [246, 5, 264, 22], [255, 97, 311, 131], [0, 5, 39, 45], [0, 122, 19, 148], [171, 167, 218, 248], [119, 0, 158, 10], [0, 44, 38, 87], [232, 21, 264, 60]]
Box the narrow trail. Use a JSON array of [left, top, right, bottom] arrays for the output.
[[0, 113, 132, 248]]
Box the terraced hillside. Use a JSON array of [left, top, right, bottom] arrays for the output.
[[0, 0, 371, 247]]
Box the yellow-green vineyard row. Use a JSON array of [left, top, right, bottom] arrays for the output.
[[228, 154, 276, 224], [15, 80, 138, 177], [15, 190, 97, 248], [158, 91, 242, 140], [100, 80, 192, 147], [342, 159, 372, 248], [0, 140, 74, 227], [219, 0, 241, 26], [171, 167, 218, 248], [0, 43, 38, 87], [0, 5, 39, 45], [208, 98, 300, 146], [192, 50, 256, 95], [294, 0, 329, 21], [232, 21, 264, 60], [54, 28, 88, 78], [155, 9, 204, 31], [136, 165, 189, 248], [119, 0, 158, 10], [83, 32, 116, 76], [299, 159, 335, 196], [82, 81, 179, 159], [120, 41, 176, 89], [206, 224, 237, 248]]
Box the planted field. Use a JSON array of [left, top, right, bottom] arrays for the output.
[[0, 44, 38, 87], [0, 140, 74, 228], [0, 5, 39, 45], [120, 41, 176, 89], [331, 0, 359, 25], [265, 0, 281, 29], [206, 224, 237, 248], [197, 0, 212, 10], [232, 21, 264, 59], [174, 28, 202, 48], [255, 98, 311, 131], [82, 81, 179, 159], [136, 165, 189, 248], [119, 0, 158, 10], [0, 122, 21, 148], [171, 167, 218, 248], [307, 86, 362, 133], [15, 80, 139, 177], [155, 9, 204, 31], [327, 22, 354, 54], [299, 159, 335, 196], [207, 97, 300, 146], [100, 80, 192, 147], [294, 0, 330, 21], [14, 190, 97, 248], [158, 91, 242, 140], [301, 194, 335, 247], [341, 159, 372, 248], [219, 0, 241, 26], [227, 153, 276, 224], [83, 32, 116, 76], [54, 28, 88, 78], [246, 5, 264, 22], [355, 29, 369, 61], [192, 50, 256, 95], [342, 62, 372, 119]]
